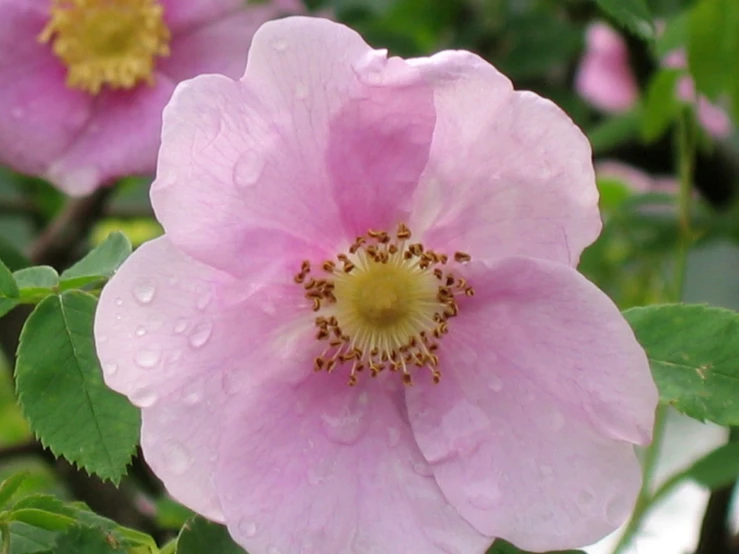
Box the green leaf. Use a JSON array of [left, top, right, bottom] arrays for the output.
[[7, 522, 56, 554], [684, 442, 739, 489], [176, 517, 246, 554], [60, 232, 132, 290], [624, 304, 739, 425], [687, 0, 739, 100], [641, 69, 681, 143], [0, 474, 27, 508], [487, 539, 584, 554], [13, 267, 59, 304], [587, 109, 641, 155], [15, 292, 140, 483], [53, 525, 125, 554], [0, 257, 19, 317], [592, 0, 655, 40]]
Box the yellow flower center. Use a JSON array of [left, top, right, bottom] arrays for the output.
[[39, 0, 171, 94], [295, 224, 474, 387]]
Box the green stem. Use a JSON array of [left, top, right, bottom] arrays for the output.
[[611, 107, 696, 554], [160, 538, 178, 554], [1, 523, 10, 554]]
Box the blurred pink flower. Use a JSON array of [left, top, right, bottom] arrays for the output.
[[576, 22, 733, 138], [95, 17, 658, 553], [597, 160, 679, 195], [0, 0, 303, 196]]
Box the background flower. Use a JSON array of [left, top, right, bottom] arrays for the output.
[[0, 0, 304, 196]]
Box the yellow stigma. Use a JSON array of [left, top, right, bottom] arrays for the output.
[[295, 224, 474, 387], [39, 0, 171, 94]]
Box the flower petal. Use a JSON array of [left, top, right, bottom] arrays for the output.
[[0, 1, 92, 178], [140, 371, 227, 522], [160, 0, 244, 32], [46, 76, 176, 195], [406, 257, 657, 550], [215, 377, 490, 554], [408, 51, 600, 266]]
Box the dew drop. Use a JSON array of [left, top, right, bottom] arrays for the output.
[[605, 495, 631, 525], [131, 387, 158, 407], [162, 441, 191, 475], [135, 326, 146, 337], [134, 349, 161, 369], [102, 362, 118, 375], [487, 374, 503, 392], [183, 385, 202, 406], [238, 520, 257, 538], [295, 82, 309, 100], [173, 318, 188, 335], [267, 545, 282, 554], [188, 320, 213, 349], [307, 460, 331, 485], [272, 39, 288, 51], [577, 489, 596, 507], [233, 150, 265, 188], [320, 395, 370, 445], [412, 460, 434, 477], [550, 410, 566, 431], [196, 289, 213, 310], [386, 427, 400, 447], [132, 279, 156, 304], [465, 484, 500, 510], [114, 297, 123, 306]]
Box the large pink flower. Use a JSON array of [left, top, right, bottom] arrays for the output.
[[0, 0, 303, 196], [94, 17, 658, 553], [575, 22, 733, 139]]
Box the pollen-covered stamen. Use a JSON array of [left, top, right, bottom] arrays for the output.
[[39, 0, 171, 94], [295, 224, 473, 387]]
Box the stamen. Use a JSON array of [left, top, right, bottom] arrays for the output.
[[39, 0, 171, 94], [294, 224, 474, 387]]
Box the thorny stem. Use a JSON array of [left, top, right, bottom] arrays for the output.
[[611, 108, 696, 554]]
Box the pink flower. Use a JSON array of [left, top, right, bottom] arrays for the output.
[[0, 0, 303, 196], [94, 17, 658, 553], [575, 22, 733, 139], [596, 160, 679, 195]]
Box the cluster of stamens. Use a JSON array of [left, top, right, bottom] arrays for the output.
[[39, 0, 171, 94], [294, 224, 473, 387]]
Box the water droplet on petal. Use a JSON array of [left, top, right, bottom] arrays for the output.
[[272, 39, 288, 51], [114, 297, 123, 306], [320, 394, 370, 445], [307, 458, 333, 486], [412, 460, 434, 477], [487, 374, 503, 392], [465, 483, 500, 510], [132, 279, 156, 304], [234, 150, 265, 188], [267, 545, 282, 554], [135, 349, 161, 369], [102, 362, 118, 376], [188, 320, 213, 349], [135, 326, 146, 337], [173, 318, 188, 335], [606, 495, 632, 525], [183, 385, 202, 406], [238, 519, 257, 538], [162, 441, 191, 475], [131, 387, 158, 407], [577, 489, 596, 508], [295, 82, 308, 100], [196, 289, 213, 310], [387, 427, 400, 447]]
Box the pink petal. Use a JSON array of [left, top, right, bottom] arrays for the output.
[[696, 96, 733, 139], [215, 376, 490, 554], [152, 17, 434, 276], [0, 1, 92, 178], [406, 257, 657, 549], [140, 371, 227, 522], [409, 51, 600, 266], [160, 0, 245, 32], [575, 23, 639, 113], [46, 75, 176, 195]]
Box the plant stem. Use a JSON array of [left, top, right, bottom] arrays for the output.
[[0, 523, 9, 554], [611, 107, 696, 554]]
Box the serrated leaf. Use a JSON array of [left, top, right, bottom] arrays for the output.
[[624, 304, 739, 425], [487, 539, 584, 554], [0, 474, 27, 508], [641, 69, 681, 143], [684, 442, 739, 489], [593, 0, 655, 40], [0, 257, 19, 317], [8, 522, 56, 554], [15, 292, 140, 483], [176, 517, 246, 554], [53, 525, 125, 554], [13, 267, 59, 304], [60, 232, 132, 290]]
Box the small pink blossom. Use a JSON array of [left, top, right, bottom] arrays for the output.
[[95, 17, 658, 553], [596, 160, 679, 195], [0, 0, 303, 196], [575, 22, 733, 139]]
